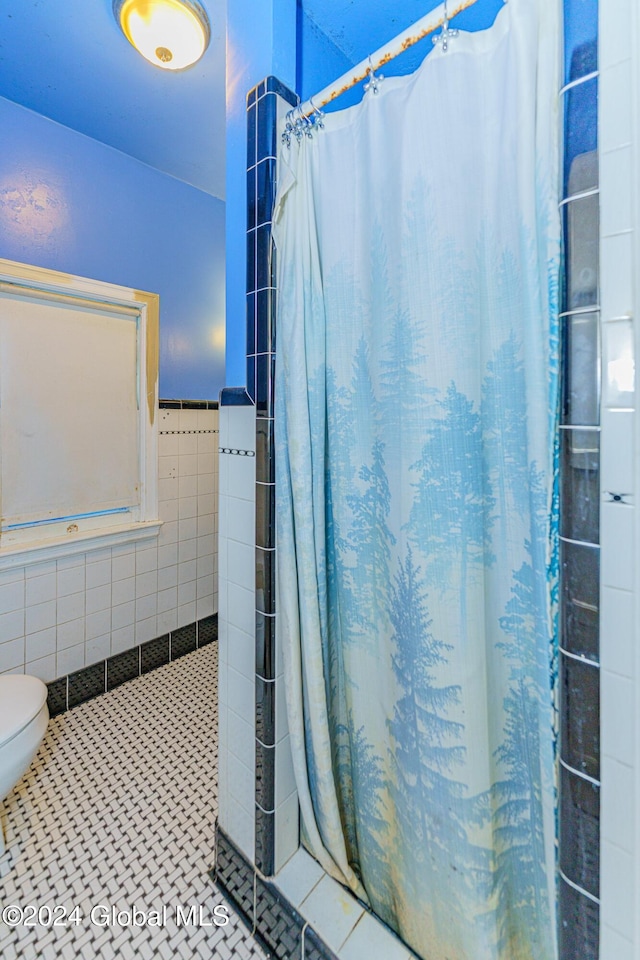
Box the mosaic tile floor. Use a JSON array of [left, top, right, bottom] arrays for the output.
[[0, 645, 267, 960]]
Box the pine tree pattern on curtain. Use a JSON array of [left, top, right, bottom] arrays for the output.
[[273, 2, 561, 958]]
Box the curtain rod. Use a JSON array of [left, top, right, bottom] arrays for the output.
[[297, 0, 482, 120]]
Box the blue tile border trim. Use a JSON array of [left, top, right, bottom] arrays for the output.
[[46, 614, 217, 716]]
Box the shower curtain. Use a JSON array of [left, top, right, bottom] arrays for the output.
[[273, 1, 560, 958]]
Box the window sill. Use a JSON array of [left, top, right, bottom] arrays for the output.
[[0, 520, 163, 572]]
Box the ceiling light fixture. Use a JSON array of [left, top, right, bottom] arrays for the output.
[[113, 0, 210, 71]]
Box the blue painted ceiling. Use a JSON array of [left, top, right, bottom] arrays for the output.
[[0, 1, 503, 199]]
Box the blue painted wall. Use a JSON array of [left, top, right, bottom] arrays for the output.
[[0, 95, 225, 400], [225, 0, 296, 387]]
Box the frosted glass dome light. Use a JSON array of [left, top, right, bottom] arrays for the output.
[[114, 0, 210, 71]]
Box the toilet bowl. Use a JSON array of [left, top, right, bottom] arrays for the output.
[[0, 675, 49, 854]]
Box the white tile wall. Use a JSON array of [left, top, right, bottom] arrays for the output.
[[599, 1, 639, 955], [0, 407, 218, 681], [218, 402, 256, 861]]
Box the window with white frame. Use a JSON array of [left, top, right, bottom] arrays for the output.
[[0, 258, 161, 569]]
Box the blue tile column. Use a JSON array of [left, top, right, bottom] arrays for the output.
[[247, 76, 297, 876], [558, 3, 600, 957]]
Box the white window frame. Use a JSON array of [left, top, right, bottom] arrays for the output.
[[0, 258, 162, 571]]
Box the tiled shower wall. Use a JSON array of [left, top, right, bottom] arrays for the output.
[[598, 0, 638, 957], [0, 404, 218, 682]]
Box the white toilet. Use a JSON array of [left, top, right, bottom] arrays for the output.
[[0, 675, 49, 854]]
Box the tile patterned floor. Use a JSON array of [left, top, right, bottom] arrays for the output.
[[0, 645, 266, 960]]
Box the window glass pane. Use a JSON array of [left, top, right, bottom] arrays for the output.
[[561, 428, 600, 544], [564, 195, 599, 311], [562, 311, 599, 426], [564, 77, 598, 197], [564, 0, 598, 84], [561, 540, 599, 661]]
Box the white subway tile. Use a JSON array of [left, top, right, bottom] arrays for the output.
[[57, 618, 84, 650], [178, 539, 197, 564], [602, 318, 635, 408], [111, 625, 135, 655], [228, 457, 255, 502], [198, 453, 216, 476], [26, 573, 57, 606], [227, 582, 255, 637], [341, 913, 413, 960], [275, 735, 296, 807], [157, 565, 178, 591], [176, 602, 196, 628], [135, 616, 157, 644], [0, 609, 24, 644], [178, 474, 198, 499], [600, 232, 633, 321], [86, 547, 112, 564], [158, 455, 178, 480], [227, 496, 255, 545], [86, 559, 111, 589], [275, 849, 324, 909], [0, 637, 25, 672], [26, 654, 56, 683], [599, 0, 631, 69], [196, 596, 214, 620], [601, 755, 634, 853], [197, 433, 215, 454], [196, 554, 214, 578], [602, 668, 634, 767], [135, 546, 158, 574], [601, 151, 632, 238], [112, 577, 135, 606], [197, 409, 215, 431], [111, 551, 136, 581], [86, 609, 111, 641], [157, 587, 177, 614], [229, 407, 256, 453], [227, 706, 254, 767], [179, 454, 198, 477], [197, 514, 215, 538], [86, 634, 111, 666], [0, 567, 25, 586], [198, 473, 215, 496], [178, 580, 197, 606], [86, 584, 111, 615], [600, 840, 634, 941], [300, 875, 364, 953], [57, 643, 84, 676], [221, 791, 254, 862], [198, 494, 216, 516], [26, 600, 56, 635], [0, 579, 24, 613], [159, 498, 179, 523], [112, 601, 135, 630], [178, 433, 198, 456], [158, 432, 179, 457], [135, 571, 158, 598], [25, 560, 57, 579], [56, 554, 84, 571], [196, 576, 212, 601], [158, 543, 179, 569], [178, 518, 198, 542], [600, 586, 634, 679], [157, 608, 178, 634], [178, 560, 197, 585], [227, 753, 254, 814], [136, 594, 157, 622], [227, 540, 254, 588], [227, 664, 254, 722], [57, 591, 84, 624], [57, 564, 85, 597], [178, 496, 198, 520], [601, 502, 634, 590], [25, 627, 56, 662], [600, 924, 634, 960], [599, 61, 632, 153], [601, 410, 634, 493], [159, 408, 180, 430]]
